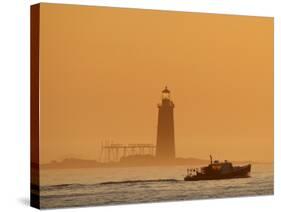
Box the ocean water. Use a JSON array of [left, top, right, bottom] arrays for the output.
[[40, 164, 273, 208]]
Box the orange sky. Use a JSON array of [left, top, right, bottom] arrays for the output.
[[39, 3, 273, 163]]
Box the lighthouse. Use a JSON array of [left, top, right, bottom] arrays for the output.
[[156, 86, 175, 161]]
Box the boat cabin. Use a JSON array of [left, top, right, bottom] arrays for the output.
[[208, 160, 233, 173], [186, 157, 234, 176]]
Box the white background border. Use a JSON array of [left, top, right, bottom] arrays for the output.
[[0, 0, 279, 211]]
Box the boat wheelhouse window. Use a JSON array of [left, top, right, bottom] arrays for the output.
[[212, 165, 222, 170]]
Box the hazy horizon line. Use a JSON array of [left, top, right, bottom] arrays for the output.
[[39, 156, 274, 165]]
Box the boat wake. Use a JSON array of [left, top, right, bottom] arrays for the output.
[[100, 178, 179, 185], [41, 178, 179, 191]]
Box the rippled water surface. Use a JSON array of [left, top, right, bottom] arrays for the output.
[[40, 164, 273, 208]]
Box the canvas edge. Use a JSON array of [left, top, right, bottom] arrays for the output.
[[30, 3, 40, 209]]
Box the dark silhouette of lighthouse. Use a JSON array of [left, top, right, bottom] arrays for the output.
[[156, 86, 175, 161]]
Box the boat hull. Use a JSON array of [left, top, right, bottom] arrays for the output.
[[184, 164, 251, 181]]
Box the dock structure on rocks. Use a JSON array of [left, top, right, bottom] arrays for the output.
[[99, 142, 155, 162]]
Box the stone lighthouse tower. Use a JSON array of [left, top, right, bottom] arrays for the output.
[[156, 86, 175, 161]]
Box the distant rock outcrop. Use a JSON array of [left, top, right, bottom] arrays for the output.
[[41, 158, 101, 169], [41, 156, 212, 169]]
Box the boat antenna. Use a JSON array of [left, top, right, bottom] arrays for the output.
[[210, 155, 213, 164]]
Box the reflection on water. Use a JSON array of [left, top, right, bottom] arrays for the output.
[[40, 164, 273, 208]]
